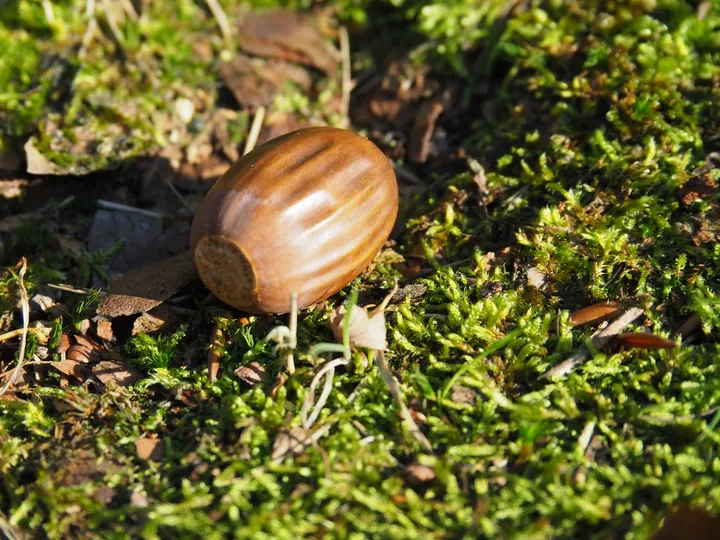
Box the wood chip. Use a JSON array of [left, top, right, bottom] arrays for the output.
[[97, 250, 198, 318], [92, 361, 141, 387], [134, 437, 165, 461]]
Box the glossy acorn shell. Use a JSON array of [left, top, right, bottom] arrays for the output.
[[189, 126, 399, 314]]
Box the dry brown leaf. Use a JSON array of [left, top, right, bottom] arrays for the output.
[[93, 361, 141, 387], [96, 319, 115, 343], [51, 359, 92, 382], [134, 437, 165, 461], [614, 332, 678, 350], [569, 302, 624, 327], [234, 362, 268, 386], [57, 334, 71, 354], [97, 250, 198, 318], [237, 10, 339, 73]]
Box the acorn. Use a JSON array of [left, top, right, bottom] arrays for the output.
[[189, 126, 399, 314]]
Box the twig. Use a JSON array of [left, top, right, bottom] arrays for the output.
[[301, 358, 350, 429], [47, 283, 104, 296], [339, 26, 351, 127], [96, 200, 167, 218], [101, 0, 125, 48], [375, 351, 434, 453], [243, 106, 266, 156], [118, 0, 138, 21], [540, 307, 644, 379], [204, 0, 233, 44], [0, 259, 30, 397], [207, 325, 223, 383]]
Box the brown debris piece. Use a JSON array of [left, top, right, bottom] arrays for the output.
[[234, 362, 268, 386], [93, 360, 141, 387], [569, 301, 624, 327], [614, 332, 678, 350], [404, 463, 436, 485], [51, 358, 92, 382], [271, 426, 310, 461], [57, 334, 72, 354], [652, 504, 720, 540], [679, 174, 717, 205], [96, 319, 115, 343], [24, 138, 67, 175], [450, 385, 478, 406], [391, 283, 428, 304], [97, 250, 198, 318], [0, 179, 29, 199], [237, 10, 338, 73], [220, 53, 312, 108], [408, 100, 443, 163], [132, 304, 179, 336], [207, 325, 223, 383], [134, 437, 165, 461], [66, 335, 103, 364]]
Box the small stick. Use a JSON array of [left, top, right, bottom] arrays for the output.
[[204, 0, 233, 44], [286, 292, 297, 374], [102, 0, 125, 47], [0, 259, 30, 397], [207, 325, 223, 383], [47, 283, 104, 295], [96, 200, 167, 218], [540, 307, 644, 379], [243, 106, 266, 156], [339, 26, 351, 127], [375, 351, 434, 453]]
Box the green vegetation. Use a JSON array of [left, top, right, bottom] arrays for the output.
[[2, 0, 720, 538]]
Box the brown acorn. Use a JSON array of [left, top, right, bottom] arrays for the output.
[[189, 126, 399, 314]]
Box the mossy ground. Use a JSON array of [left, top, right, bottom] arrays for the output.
[[2, 0, 720, 538]]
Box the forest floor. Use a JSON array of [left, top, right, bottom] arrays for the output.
[[1, 0, 720, 538]]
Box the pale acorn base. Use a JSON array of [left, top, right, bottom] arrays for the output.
[[193, 234, 256, 311]]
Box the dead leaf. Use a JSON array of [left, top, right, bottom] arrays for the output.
[[569, 302, 624, 327], [614, 332, 678, 350], [408, 100, 443, 163], [404, 464, 436, 485], [134, 437, 165, 461], [24, 138, 67, 175], [237, 10, 339, 73], [131, 304, 179, 336], [96, 319, 115, 343], [220, 54, 311, 108], [450, 385, 478, 406], [652, 504, 720, 540], [51, 359, 92, 382], [234, 362, 268, 386], [57, 334, 72, 354], [97, 250, 198, 318], [93, 361, 141, 387]]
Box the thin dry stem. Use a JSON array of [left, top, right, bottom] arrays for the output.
[[375, 351, 434, 453], [286, 292, 297, 373], [118, 0, 138, 21], [97, 199, 167, 218], [243, 106, 266, 156], [204, 0, 233, 44], [339, 26, 351, 127], [101, 0, 125, 48], [541, 306, 645, 379], [42, 0, 55, 23], [0, 259, 30, 397]]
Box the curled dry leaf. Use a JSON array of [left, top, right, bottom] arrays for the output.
[[97, 250, 198, 318], [51, 359, 92, 382], [234, 362, 267, 386], [569, 301, 624, 327], [614, 332, 678, 350], [134, 437, 165, 461]]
